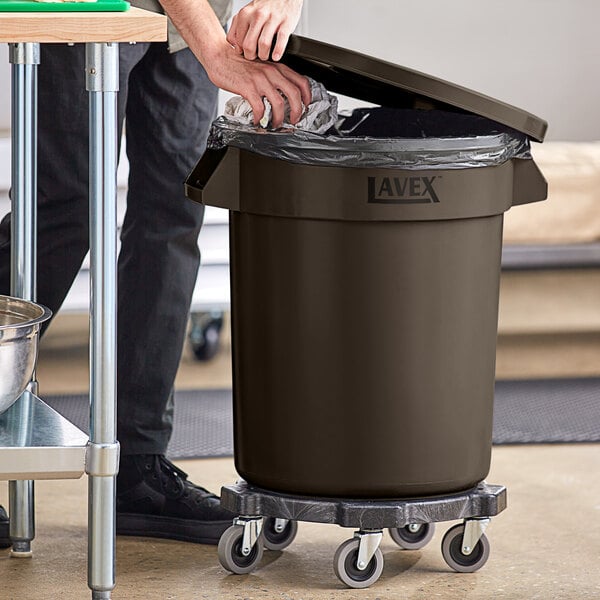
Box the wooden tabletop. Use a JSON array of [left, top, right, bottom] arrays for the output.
[[0, 6, 166, 43]]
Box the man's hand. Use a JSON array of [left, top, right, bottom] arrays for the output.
[[208, 45, 311, 127], [227, 0, 303, 62], [157, 0, 310, 127]]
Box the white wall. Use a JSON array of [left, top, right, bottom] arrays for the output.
[[302, 0, 598, 141]]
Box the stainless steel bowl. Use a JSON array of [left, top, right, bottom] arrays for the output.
[[0, 295, 51, 413]]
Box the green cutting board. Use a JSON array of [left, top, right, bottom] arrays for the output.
[[0, 0, 129, 11]]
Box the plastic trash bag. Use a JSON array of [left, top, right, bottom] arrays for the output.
[[208, 106, 531, 170]]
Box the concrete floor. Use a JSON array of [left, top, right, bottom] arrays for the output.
[[0, 315, 599, 599], [1, 447, 599, 599]]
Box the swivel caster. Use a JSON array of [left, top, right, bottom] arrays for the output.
[[441, 521, 490, 573], [333, 531, 384, 589], [262, 518, 298, 551], [218, 519, 264, 575], [389, 522, 435, 550], [189, 311, 224, 361]]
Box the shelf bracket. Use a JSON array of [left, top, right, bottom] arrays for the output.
[[85, 442, 120, 478]]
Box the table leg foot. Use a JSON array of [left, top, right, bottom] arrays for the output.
[[10, 541, 33, 558]]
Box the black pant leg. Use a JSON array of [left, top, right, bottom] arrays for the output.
[[0, 43, 147, 323], [116, 44, 218, 455]]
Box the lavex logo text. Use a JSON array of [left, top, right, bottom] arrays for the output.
[[368, 176, 440, 204]]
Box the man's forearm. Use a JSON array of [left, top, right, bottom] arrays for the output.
[[158, 0, 227, 67]]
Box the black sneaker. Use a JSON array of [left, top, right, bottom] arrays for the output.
[[116, 455, 234, 545], [0, 505, 10, 549]]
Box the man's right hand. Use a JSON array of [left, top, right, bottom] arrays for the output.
[[206, 45, 312, 128]]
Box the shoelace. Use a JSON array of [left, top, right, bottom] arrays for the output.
[[156, 456, 218, 499]]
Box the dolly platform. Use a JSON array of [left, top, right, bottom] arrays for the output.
[[218, 480, 507, 589]]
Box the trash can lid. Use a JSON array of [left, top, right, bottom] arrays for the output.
[[282, 35, 547, 143]]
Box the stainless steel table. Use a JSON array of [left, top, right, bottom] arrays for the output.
[[0, 9, 166, 598]]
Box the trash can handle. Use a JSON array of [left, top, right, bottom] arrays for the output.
[[185, 147, 240, 210], [512, 158, 548, 207]]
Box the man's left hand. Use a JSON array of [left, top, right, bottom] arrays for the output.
[[227, 0, 304, 62]]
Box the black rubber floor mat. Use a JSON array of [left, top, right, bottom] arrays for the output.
[[44, 389, 234, 459], [43, 378, 600, 459], [493, 378, 600, 444]]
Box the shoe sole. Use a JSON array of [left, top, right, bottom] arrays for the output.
[[116, 513, 231, 545], [0, 514, 10, 549], [0, 515, 228, 548]]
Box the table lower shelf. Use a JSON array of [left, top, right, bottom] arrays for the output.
[[0, 390, 88, 480]]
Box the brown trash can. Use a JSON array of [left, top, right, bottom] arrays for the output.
[[185, 36, 548, 498]]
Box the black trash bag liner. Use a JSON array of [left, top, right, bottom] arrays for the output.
[[208, 107, 530, 170], [338, 107, 524, 139]]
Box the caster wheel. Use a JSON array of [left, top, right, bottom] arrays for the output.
[[262, 518, 298, 551], [389, 523, 435, 550], [218, 525, 264, 574], [333, 538, 384, 589], [189, 313, 224, 361], [441, 524, 490, 573]]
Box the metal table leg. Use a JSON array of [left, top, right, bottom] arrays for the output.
[[85, 42, 120, 600], [8, 41, 40, 559]]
